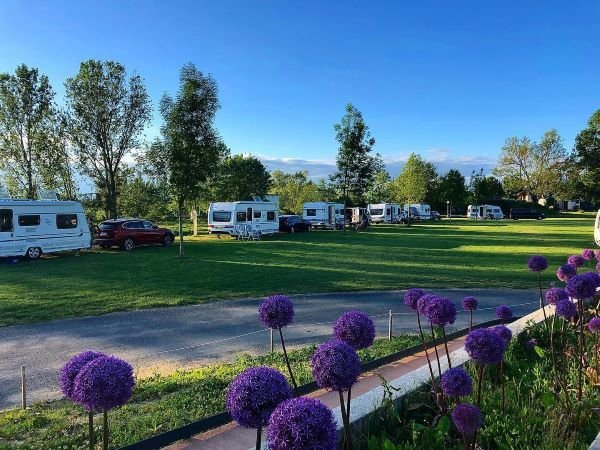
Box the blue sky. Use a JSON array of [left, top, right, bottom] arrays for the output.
[[1, 1, 599, 179]]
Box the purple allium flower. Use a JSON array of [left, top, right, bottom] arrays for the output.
[[404, 288, 425, 310], [417, 293, 437, 316], [582, 271, 600, 290], [311, 340, 361, 392], [526, 338, 538, 351], [462, 296, 478, 311], [465, 328, 506, 365], [545, 287, 568, 305], [495, 305, 513, 322], [259, 294, 294, 329], [566, 274, 597, 299], [557, 264, 577, 282], [440, 367, 473, 397], [555, 299, 577, 319], [60, 351, 106, 400], [451, 403, 483, 439], [226, 366, 292, 429], [493, 325, 513, 344], [333, 310, 375, 350], [582, 249, 595, 261], [588, 317, 600, 333], [72, 355, 134, 411], [568, 255, 585, 268], [267, 397, 337, 450], [426, 296, 457, 326], [528, 255, 548, 272]]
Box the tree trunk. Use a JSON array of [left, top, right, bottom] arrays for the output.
[[178, 198, 184, 257], [107, 171, 118, 219]]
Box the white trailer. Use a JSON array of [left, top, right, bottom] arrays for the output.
[[404, 203, 431, 220], [303, 202, 344, 229], [467, 204, 504, 220], [0, 199, 91, 259], [345, 207, 369, 225], [207, 200, 279, 237], [368, 203, 402, 223]]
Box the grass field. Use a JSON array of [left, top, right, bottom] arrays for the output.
[[0, 216, 595, 327]]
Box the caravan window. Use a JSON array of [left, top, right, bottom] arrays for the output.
[[56, 214, 78, 229], [267, 211, 275, 221], [18, 215, 40, 226], [370, 209, 383, 215], [253, 211, 261, 219], [0, 209, 12, 232], [236, 211, 247, 221], [306, 209, 316, 216], [212, 211, 231, 222]]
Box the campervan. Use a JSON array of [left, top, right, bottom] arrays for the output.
[[0, 199, 91, 259], [346, 207, 369, 225], [404, 203, 431, 220], [467, 204, 504, 220], [303, 202, 344, 229], [368, 203, 402, 224], [207, 200, 279, 237]]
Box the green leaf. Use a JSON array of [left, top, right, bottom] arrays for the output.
[[435, 415, 451, 434], [541, 392, 556, 407], [534, 345, 545, 357], [382, 438, 397, 450]]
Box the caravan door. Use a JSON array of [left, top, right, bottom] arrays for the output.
[[328, 205, 335, 227], [0, 209, 14, 256]]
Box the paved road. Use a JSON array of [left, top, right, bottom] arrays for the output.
[[0, 289, 539, 409]]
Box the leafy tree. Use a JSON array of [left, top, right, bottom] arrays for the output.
[[315, 179, 337, 202], [64, 60, 151, 218], [146, 63, 223, 256], [573, 110, 600, 205], [214, 154, 271, 201], [393, 153, 431, 205], [493, 130, 567, 199], [436, 169, 468, 210], [270, 170, 319, 213], [0, 64, 67, 198], [118, 171, 173, 221], [365, 169, 393, 203], [469, 169, 504, 204], [331, 104, 380, 222]]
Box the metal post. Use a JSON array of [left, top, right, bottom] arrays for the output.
[[20, 365, 26, 409], [270, 329, 274, 352], [388, 310, 393, 341]]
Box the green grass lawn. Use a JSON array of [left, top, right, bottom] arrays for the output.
[[0, 216, 596, 327]]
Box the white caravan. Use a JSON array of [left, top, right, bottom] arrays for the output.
[[303, 202, 345, 229], [0, 199, 91, 259], [404, 203, 431, 220], [467, 204, 504, 220], [345, 207, 369, 225], [368, 203, 402, 223], [594, 210, 600, 246], [208, 200, 279, 237]]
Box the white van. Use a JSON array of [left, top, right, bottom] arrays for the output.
[[368, 203, 402, 223], [207, 200, 279, 237], [467, 204, 504, 220], [0, 199, 91, 259], [404, 203, 431, 220], [303, 202, 344, 229]]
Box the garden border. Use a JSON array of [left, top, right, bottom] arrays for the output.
[[118, 317, 513, 450]]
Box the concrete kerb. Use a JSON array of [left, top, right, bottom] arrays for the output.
[[251, 305, 551, 450]]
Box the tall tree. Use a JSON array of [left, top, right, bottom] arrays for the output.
[[64, 60, 151, 218], [146, 63, 223, 256], [573, 110, 600, 205], [469, 169, 504, 204], [214, 154, 271, 201], [331, 104, 379, 224], [270, 170, 319, 213], [0, 64, 58, 198], [365, 169, 393, 203], [436, 169, 468, 210], [394, 153, 431, 206]]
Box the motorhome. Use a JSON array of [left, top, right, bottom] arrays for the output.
[[345, 207, 369, 225], [303, 202, 344, 229], [207, 200, 279, 237], [467, 204, 504, 220], [368, 203, 402, 224], [404, 203, 431, 220], [0, 198, 91, 259]]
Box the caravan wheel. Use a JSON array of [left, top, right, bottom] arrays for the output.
[[26, 247, 42, 260]]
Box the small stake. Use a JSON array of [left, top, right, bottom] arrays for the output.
[[20, 365, 26, 409], [269, 328, 274, 353], [388, 310, 393, 341]]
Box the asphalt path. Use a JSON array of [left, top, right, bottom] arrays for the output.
[[0, 289, 540, 409]]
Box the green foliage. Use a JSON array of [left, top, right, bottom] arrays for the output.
[[0, 335, 419, 449], [573, 109, 600, 206], [366, 170, 394, 203], [270, 170, 320, 213], [393, 153, 436, 204], [117, 172, 174, 221], [468, 169, 504, 204], [435, 169, 468, 211], [213, 154, 271, 201], [64, 60, 151, 218]]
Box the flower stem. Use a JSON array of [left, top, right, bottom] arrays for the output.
[[577, 300, 584, 401], [469, 310, 473, 334], [430, 322, 442, 379], [278, 327, 298, 396], [339, 390, 353, 450], [255, 426, 262, 450], [538, 272, 550, 337], [103, 410, 108, 450], [476, 365, 485, 407], [416, 311, 437, 392], [441, 326, 452, 369], [500, 358, 505, 413], [88, 411, 94, 450]]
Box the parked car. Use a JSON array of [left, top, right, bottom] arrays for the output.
[[94, 219, 175, 251], [430, 211, 442, 221], [279, 215, 311, 233], [509, 208, 545, 220]]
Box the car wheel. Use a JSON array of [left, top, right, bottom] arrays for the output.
[[162, 234, 173, 246], [290, 226, 296, 233], [26, 247, 42, 260], [122, 238, 135, 252]]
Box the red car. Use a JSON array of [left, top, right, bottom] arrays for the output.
[[94, 219, 175, 251]]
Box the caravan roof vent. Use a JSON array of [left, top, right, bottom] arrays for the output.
[[38, 190, 58, 200]]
